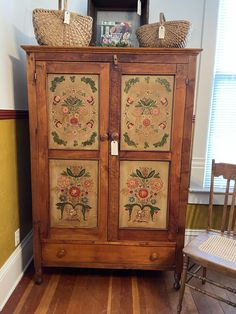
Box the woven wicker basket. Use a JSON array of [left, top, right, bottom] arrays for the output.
[[33, 0, 93, 46], [136, 13, 191, 48]]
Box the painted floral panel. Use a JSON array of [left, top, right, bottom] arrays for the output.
[[48, 74, 99, 150], [50, 160, 98, 228], [119, 161, 169, 229], [121, 75, 174, 151]]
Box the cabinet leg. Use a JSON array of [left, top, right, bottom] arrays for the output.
[[34, 268, 43, 285], [174, 272, 181, 290]]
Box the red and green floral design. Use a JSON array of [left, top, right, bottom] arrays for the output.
[[48, 74, 99, 150], [122, 167, 164, 222], [55, 166, 94, 222], [121, 75, 174, 151]]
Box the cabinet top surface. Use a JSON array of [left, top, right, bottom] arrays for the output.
[[21, 45, 201, 55]]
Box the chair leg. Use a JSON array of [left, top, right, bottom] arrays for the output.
[[177, 255, 189, 314], [202, 267, 206, 285]]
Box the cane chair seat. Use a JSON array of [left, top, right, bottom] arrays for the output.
[[183, 231, 236, 276]]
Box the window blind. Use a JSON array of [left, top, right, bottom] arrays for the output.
[[204, 0, 236, 189]]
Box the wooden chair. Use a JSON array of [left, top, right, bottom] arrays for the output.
[[177, 159, 236, 313]]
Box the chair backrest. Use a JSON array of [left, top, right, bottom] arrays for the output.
[[208, 159, 236, 234]]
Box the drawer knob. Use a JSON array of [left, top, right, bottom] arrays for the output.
[[150, 252, 158, 261], [56, 249, 66, 258]]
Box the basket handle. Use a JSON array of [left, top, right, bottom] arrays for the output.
[[159, 12, 166, 25], [58, 0, 68, 10]]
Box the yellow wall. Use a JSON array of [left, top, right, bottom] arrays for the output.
[[0, 119, 31, 268], [186, 204, 235, 230]]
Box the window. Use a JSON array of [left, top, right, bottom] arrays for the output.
[[204, 0, 236, 189]]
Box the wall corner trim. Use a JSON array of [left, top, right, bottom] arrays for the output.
[[0, 230, 33, 311]]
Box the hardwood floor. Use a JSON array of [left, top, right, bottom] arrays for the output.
[[2, 265, 236, 314]]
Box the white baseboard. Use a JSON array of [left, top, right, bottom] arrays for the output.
[[185, 228, 205, 245], [0, 230, 33, 311]]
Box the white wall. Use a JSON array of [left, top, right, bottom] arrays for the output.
[[0, 0, 87, 110]]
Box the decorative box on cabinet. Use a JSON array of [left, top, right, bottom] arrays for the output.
[[22, 46, 201, 287]]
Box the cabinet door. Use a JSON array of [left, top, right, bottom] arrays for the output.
[[35, 62, 109, 241], [109, 62, 188, 242]]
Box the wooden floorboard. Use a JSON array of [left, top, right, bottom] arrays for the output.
[[2, 266, 236, 314]]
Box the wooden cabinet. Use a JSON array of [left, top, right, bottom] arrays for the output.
[[22, 46, 200, 287]]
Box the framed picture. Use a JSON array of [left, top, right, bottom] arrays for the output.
[[87, 0, 149, 47]]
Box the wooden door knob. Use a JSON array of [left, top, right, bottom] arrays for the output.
[[150, 252, 158, 261], [111, 132, 119, 141], [56, 249, 66, 258], [100, 133, 109, 141]]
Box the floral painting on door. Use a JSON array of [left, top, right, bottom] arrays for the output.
[[121, 75, 174, 151], [50, 160, 98, 228], [119, 161, 169, 229], [48, 74, 99, 150]]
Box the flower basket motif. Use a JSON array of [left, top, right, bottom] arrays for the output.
[[123, 167, 163, 223], [55, 166, 93, 222], [50, 160, 98, 228]]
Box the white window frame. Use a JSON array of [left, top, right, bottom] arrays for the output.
[[189, 0, 220, 204]]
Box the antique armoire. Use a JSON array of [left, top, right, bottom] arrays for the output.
[[22, 46, 200, 287]]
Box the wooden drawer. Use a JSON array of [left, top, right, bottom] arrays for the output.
[[42, 243, 176, 269]]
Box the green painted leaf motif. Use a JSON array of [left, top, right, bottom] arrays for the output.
[[124, 203, 142, 220], [51, 131, 67, 146], [124, 77, 139, 93], [149, 205, 161, 221], [82, 132, 97, 146], [50, 76, 65, 92], [144, 76, 150, 84], [123, 132, 137, 147], [136, 169, 143, 178], [144, 142, 149, 149], [79, 204, 92, 221], [70, 76, 76, 82], [56, 202, 65, 210], [154, 173, 160, 178], [63, 96, 83, 109], [81, 77, 97, 93], [156, 78, 171, 92], [56, 202, 68, 219], [153, 133, 169, 148], [66, 168, 74, 177], [78, 169, 86, 177], [147, 170, 155, 179], [138, 98, 157, 108], [130, 172, 138, 177]]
